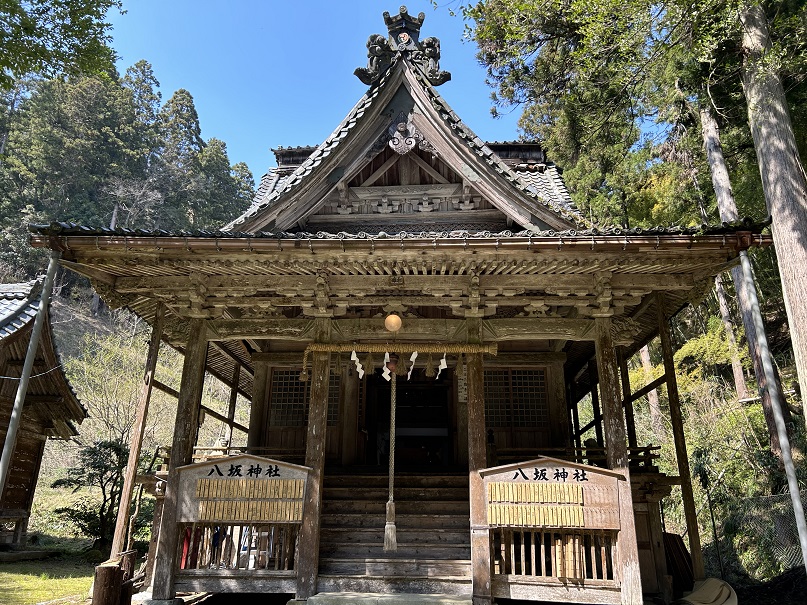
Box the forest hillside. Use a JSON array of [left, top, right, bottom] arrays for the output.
[[0, 1, 806, 600]]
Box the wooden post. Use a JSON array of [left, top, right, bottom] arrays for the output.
[[92, 561, 122, 605], [223, 363, 240, 445], [467, 352, 492, 605], [589, 365, 604, 447], [619, 348, 638, 450], [295, 349, 330, 600], [111, 303, 165, 557], [594, 317, 643, 604], [656, 293, 705, 579], [247, 361, 269, 453], [151, 319, 208, 600], [341, 364, 358, 466]]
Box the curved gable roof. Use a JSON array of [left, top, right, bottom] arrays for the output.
[[226, 21, 589, 233]]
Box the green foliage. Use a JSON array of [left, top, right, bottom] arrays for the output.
[[51, 439, 128, 550], [0, 62, 255, 279], [0, 0, 121, 89]]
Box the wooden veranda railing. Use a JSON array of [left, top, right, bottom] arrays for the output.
[[486, 441, 661, 472], [178, 522, 300, 571], [168, 454, 310, 593], [492, 528, 616, 581], [476, 457, 625, 604]]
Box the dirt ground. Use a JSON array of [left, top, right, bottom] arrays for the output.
[[733, 566, 807, 605]]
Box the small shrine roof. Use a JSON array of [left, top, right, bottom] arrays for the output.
[[0, 278, 86, 438]]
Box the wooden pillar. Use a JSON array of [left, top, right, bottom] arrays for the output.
[[223, 363, 240, 445], [589, 365, 605, 447], [467, 352, 492, 605], [594, 317, 643, 604], [619, 348, 638, 450], [112, 303, 164, 557], [247, 360, 269, 453], [341, 364, 359, 466], [295, 349, 330, 600], [657, 293, 705, 579], [151, 319, 208, 600]]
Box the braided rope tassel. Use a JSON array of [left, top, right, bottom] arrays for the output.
[[384, 372, 397, 551]]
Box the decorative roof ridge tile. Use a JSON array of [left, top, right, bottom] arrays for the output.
[[31, 217, 772, 241]]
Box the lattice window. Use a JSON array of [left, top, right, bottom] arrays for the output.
[[268, 370, 340, 427], [484, 369, 549, 429]]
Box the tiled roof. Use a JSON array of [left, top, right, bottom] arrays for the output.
[[226, 54, 589, 232], [31, 218, 771, 241], [0, 279, 41, 341], [226, 59, 396, 231]]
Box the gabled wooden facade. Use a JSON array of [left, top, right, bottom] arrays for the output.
[[31, 7, 770, 605]]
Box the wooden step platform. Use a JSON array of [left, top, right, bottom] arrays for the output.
[[308, 592, 472, 605]]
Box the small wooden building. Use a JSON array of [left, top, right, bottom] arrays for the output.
[[31, 7, 769, 605], [0, 279, 86, 544]]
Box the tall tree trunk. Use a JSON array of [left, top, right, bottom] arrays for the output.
[[740, 2, 807, 427], [715, 273, 750, 400], [699, 100, 792, 460], [639, 345, 664, 437]]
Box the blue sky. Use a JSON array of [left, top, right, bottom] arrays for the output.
[[108, 1, 522, 183]]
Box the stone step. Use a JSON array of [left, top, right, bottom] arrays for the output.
[[321, 528, 470, 545], [309, 591, 472, 605]]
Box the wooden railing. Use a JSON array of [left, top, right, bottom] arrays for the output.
[[177, 522, 299, 571], [192, 446, 306, 464], [487, 441, 661, 472], [491, 528, 616, 581]]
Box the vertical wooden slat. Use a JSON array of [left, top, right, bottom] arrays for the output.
[[530, 530, 537, 576], [520, 530, 526, 575]]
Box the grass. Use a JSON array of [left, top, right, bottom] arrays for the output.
[[0, 555, 94, 605]]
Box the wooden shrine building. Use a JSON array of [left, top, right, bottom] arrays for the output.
[[0, 279, 86, 544], [30, 7, 770, 605]]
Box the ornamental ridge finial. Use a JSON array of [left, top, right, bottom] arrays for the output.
[[354, 6, 451, 87]]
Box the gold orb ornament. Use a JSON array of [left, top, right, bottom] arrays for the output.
[[384, 313, 402, 332]]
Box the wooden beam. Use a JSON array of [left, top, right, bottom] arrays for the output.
[[409, 152, 450, 184], [152, 318, 207, 600], [657, 293, 705, 579], [360, 154, 399, 187], [295, 349, 330, 600], [209, 341, 254, 377], [114, 273, 696, 295], [594, 316, 642, 603], [112, 303, 164, 557], [152, 379, 178, 399], [200, 404, 247, 434], [628, 375, 667, 404]]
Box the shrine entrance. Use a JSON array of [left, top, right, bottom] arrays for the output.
[[363, 367, 456, 471]]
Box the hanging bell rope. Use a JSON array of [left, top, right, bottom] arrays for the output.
[[384, 371, 397, 552]]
